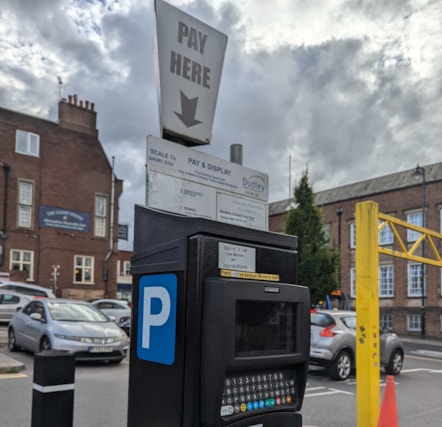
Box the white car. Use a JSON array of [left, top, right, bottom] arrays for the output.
[[8, 299, 129, 363], [0, 281, 56, 298], [0, 290, 33, 322], [90, 299, 131, 323]]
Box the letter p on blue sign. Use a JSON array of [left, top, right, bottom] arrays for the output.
[[137, 274, 177, 365]]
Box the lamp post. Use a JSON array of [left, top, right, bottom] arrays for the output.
[[336, 208, 343, 287], [412, 164, 426, 338]]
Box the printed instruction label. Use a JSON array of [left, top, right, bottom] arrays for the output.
[[218, 242, 256, 272]]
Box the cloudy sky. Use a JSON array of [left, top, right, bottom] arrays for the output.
[[1, 0, 441, 250]]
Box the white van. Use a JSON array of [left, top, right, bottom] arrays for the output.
[[0, 281, 56, 298]]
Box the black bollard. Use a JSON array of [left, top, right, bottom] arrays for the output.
[[31, 350, 76, 427]]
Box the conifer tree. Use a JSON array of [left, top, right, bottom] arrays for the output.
[[285, 168, 339, 305]]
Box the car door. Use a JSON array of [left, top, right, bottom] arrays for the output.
[[22, 301, 47, 352]]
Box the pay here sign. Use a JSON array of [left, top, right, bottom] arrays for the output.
[[154, 0, 227, 145]]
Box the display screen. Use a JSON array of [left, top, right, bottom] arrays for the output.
[[235, 300, 296, 357]]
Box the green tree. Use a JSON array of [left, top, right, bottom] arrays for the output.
[[285, 168, 339, 305]]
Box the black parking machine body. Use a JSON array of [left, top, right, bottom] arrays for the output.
[[127, 206, 310, 427]]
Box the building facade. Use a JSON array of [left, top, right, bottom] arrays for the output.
[[269, 163, 442, 339], [0, 96, 123, 299], [116, 250, 132, 301]]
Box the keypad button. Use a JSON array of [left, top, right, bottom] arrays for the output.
[[221, 370, 296, 417]]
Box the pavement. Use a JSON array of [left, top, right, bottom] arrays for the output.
[[0, 326, 26, 373], [1, 325, 442, 374]]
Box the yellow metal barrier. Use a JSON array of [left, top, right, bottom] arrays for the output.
[[355, 201, 442, 427]]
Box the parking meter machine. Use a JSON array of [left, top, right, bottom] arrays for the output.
[[128, 207, 310, 427]]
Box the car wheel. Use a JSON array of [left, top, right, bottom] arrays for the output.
[[8, 328, 19, 352], [385, 349, 403, 375], [40, 336, 51, 352], [329, 350, 352, 381]]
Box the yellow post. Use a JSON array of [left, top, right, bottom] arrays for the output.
[[355, 201, 380, 427]]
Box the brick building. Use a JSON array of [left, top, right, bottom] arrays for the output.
[[0, 95, 123, 299], [269, 162, 442, 339]]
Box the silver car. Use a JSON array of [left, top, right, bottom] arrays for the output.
[[8, 299, 129, 363], [0, 290, 33, 322], [90, 299, 131, 323], [310, 309, 404, 380]]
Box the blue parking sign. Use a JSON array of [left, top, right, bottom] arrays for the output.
[[137, 274, 177, 365]]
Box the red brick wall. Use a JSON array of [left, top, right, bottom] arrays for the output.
[[0, 103, 122, 299]]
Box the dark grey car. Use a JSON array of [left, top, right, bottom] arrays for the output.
[[310, 309, 404, 380]]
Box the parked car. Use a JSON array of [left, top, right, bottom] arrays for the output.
[[90, 299, 131, 323], [0, 290, 33, 322], [8, 299, 129, 363], [118, 315, 131, 337], [310, 309, 404, 380], [0, 281, 56, 298]]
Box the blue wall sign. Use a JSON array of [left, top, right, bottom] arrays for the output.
[[137, 274, 177, 365], [39, 205, 90, 232]]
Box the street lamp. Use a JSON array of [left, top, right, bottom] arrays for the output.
[[412, 164, 426, 338], [336, 208, 343, 287]]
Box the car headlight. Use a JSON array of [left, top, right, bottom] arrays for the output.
[[54, 334, 126, 343]]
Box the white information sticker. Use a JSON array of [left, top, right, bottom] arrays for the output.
[[218, 242, 256, 272]]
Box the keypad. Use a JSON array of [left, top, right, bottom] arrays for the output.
[[220, 370, 296, 417]]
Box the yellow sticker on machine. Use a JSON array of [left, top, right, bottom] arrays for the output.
[[220, 269, 280, 282]]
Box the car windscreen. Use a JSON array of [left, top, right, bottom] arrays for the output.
[[48, 302, 109, 322], [310, 312, 335, 327]]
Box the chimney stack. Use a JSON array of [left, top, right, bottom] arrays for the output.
[[58, 94, 98, 137]]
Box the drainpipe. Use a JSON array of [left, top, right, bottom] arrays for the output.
[[0, 162, 10, 267], [104, 157, 116, 297]]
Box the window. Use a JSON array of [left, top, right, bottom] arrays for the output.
[[380, 313, 393, 330], [407, 264, 425, 297], [18, 180, 33, 228], [9, 249, 34, 280], [350, 267, 356, 298], [74, 255, 94, 284], [379, 265, 394, 297], [350, 223, 356, 248], [16, 130, 39, 157], [351, 220, 394, 248], [407, 314, 422, 332], [378, 221, 393, 245], [124, 261, 131, 276], [407, 212, 423, 242], [94, 195, 107, 238]]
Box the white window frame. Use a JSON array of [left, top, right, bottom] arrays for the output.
[[407, 314, 422, 332], [380, 313, 393, 330], [94, 194, 107, 238], [350, 267, 356, 298], [350, 223, 356, 249], [407, 263, 425, 297], [17, 180, 34, 228], [124, 261, 131, 276], [74, 255, 94, 284], [9, 249, 34, 280], [407, 212, 423, 242], [16, 130, 39, 157], [379, 265, 394, 297], [378, 221, 393, 245]]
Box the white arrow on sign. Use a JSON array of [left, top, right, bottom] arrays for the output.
[[154, 0, 228, 145]]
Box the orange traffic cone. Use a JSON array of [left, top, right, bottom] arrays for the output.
[[377, 375, 399, 427]]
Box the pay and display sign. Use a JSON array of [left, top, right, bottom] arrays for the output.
[[137, 274, 177, 365], [154, 0, 227, 145]]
